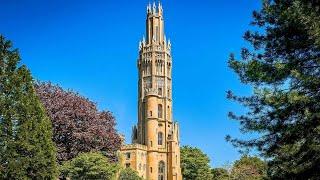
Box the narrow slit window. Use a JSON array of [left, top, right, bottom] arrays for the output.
[[156, 26, 159, 41], [158, 88, 162, 96], [158, 132, 163, 145], [158, 104, 163, 118]]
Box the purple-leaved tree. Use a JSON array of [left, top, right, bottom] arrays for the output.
[[35, 82, 122, 163]]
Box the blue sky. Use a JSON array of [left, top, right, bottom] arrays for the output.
[[1, 0, 261, 167]]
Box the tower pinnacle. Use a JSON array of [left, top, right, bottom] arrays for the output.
[[153, 2, 156, 13], [158, 2, 163, 14]]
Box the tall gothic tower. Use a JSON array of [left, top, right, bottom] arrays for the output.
[[120, 2, 182, 180]]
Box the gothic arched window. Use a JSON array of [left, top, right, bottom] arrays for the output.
[[158, 104, 163, 118], [158, 132, 163, 145], [158, 161, 165, 180]]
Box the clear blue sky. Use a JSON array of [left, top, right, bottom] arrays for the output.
[[1, 0, 261, 167]]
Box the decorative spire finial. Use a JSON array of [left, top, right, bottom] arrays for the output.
[[147, 2, 152, 13], [139, 40, 142, 50], [153, 2, 156, 13], [158, 1, 162, 11]]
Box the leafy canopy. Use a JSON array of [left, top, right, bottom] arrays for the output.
[[230, 155, 267, 180], [119, 168, 143, 180], [180, 145, 213, 180], [212, 168, 229, 180], [60, 152, 119, 180], [35, 82, 122, 163]]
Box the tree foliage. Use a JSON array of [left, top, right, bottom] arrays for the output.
[[212, 168, 229, 180], [35, 82, 122, 163], [227, 0, 320, 179], [180, 145, 213, 180], [230, 155, 267, 180], [0, 35, 58, 179], [60, 152, 118, 180], [119, 168, 143, 180]]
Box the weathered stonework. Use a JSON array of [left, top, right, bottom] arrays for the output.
[[120, 3, 182, 180]]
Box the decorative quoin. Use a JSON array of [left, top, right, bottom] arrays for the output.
[[120, 2, 182, 180]]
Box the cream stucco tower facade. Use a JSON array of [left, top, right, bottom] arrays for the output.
[[120, 2, 182, 180]]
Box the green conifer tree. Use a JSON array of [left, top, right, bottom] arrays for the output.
[[0, 35, 57, 179], [227, 0, 320, 179]]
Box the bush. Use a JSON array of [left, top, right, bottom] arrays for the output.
[[119, 168, 142, 180], [60, 152, 119, 180]]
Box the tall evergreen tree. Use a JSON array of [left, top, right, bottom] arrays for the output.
[[227, 0, 320, 179], [0, 35, 57, 179]]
